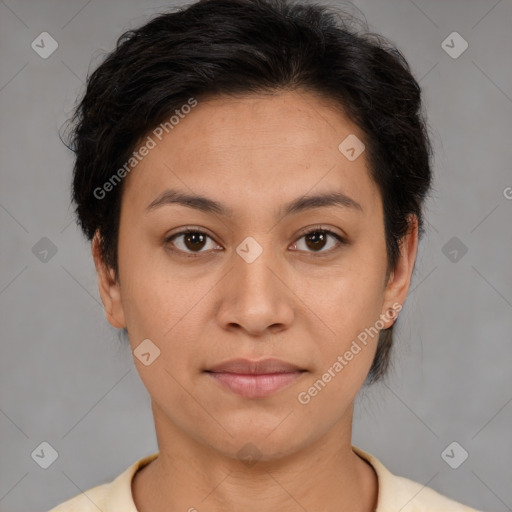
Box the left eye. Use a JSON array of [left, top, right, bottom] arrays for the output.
[[165, 227, 345, 256], [292, 228, 345, 254]]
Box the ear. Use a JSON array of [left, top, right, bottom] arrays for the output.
[[91, 231, 126, 329], [381, 214, 419, 328]]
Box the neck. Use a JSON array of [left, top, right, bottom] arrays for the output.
[[132, 401, 378, 512]]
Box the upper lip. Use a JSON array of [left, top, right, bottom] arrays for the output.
[[205, 357, 305, 374]]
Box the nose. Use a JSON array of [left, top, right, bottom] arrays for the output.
[[215, 237, 295, 337]]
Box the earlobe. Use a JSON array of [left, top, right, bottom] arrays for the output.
[[91, 231, 126, 329]]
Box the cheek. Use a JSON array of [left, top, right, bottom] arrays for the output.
[[117, 240, 179, 336], [299, 278, 384, 412], [121, 278, 188, 346], [320, 257, 386, 334], [310, 252, 386, 374], [119, 266, 211, 375], [120, 276, 201, 407]]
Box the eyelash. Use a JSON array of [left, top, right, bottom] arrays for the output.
[[164, 225, 346, 259]]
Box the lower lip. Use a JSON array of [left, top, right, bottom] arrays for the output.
[[206, 371, 305, 398]]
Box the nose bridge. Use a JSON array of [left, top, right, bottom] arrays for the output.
[[218, 232, 294, 333], [233, 234, 279, 293]]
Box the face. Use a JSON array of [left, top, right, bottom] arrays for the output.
[[93, 90, 417, 461]]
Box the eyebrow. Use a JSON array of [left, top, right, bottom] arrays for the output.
[[145, 188, 363, 217]]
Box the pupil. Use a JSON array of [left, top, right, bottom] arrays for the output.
[[306, 231, 326, 251], [185, 232, 206, 251]]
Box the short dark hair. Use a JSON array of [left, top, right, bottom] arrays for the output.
[[64, 0, 433, 384]]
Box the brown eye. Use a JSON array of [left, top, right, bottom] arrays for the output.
[[293, 228, 345, 254], [165, 230, 219, 256], [305, 231, 328, 251], [182, 232, 207, 251]]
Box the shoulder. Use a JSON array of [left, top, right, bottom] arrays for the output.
[[352, 445, 483, 512], [47, 453, 159, 512], [383, 473, 482, 511], [47, 481, 110, 512]]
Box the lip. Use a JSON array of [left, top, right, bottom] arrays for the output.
[[205, 357, 304, 374], [204, 358, 307, 399]]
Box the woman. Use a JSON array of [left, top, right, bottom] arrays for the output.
[[49, 0, 482, 510]]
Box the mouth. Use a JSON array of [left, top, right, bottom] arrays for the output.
[[204, 357, 307, 398]]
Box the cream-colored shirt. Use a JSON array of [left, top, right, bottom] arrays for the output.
[[48, 445, 482, 511]]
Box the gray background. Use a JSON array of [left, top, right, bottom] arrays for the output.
[[0, 0, 511, 511]]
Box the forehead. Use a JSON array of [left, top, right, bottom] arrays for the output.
[[121, 90, 380, 218]]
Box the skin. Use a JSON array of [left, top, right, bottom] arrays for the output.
[[92, 89, 418, 512]]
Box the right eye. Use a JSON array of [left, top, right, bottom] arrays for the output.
[[165, 229, 222, 257]]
